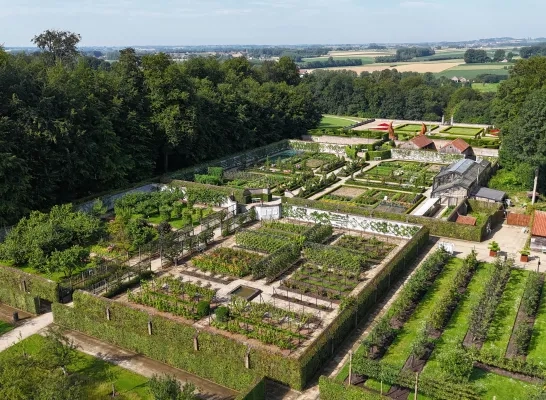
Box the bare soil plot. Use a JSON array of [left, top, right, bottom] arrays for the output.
[[331, 186, 366, 199]]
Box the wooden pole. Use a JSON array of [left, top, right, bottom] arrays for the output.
[[348, 350, 353, 386], [414, 372, 419, 400]]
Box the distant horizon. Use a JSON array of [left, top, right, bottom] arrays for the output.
[[3, 37, 544, 50], [2, 0, 546, 47]]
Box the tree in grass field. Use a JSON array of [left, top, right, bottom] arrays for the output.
[[148, 375, 197, 400]]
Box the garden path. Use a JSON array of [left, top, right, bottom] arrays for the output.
[[63, 330, 237, 399], [437, 224, 541, 272], [308, 160, 382, 201], [290, 239, 439, 400], [0, 311, 53, 352]]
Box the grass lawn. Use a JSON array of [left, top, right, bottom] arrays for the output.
[[422, 262, 494, 377], [482, 269, 529, 357], [0, 321, 13, 335], [527, 279, 546, 362], [472, 82, 500, 93], [471, 368, 539, 400], [439, 126, 483, 136], [395, 124, 438, 132], [319, 115, 362, 129], [364, 258, 464, 392], [0, 335, 151, 399]]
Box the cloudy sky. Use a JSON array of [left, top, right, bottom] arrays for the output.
[[0, 0, 543, 46]]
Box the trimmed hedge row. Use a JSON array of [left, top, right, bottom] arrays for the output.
[[0, 286, 40, 314], [235, 376, 266, 400], [170, 180, 249, 204], [53, 291, 302, 390], [0, 266, 59, 303], [366, 150, 392, 161], [282, 197, 488, 242], [319, 376, 386, 400]]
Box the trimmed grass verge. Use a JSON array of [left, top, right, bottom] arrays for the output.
[[482, 269, 529, 357]]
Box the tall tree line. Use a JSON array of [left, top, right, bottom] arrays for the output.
[[0, 33, 320, 226], [301, 69, 494, 123]]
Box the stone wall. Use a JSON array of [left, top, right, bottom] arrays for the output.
[[282, 205, 421, 239], [391, 148, 464, 164]]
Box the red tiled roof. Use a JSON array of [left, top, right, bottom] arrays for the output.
[[456, 214, 477, 226], [451, 138, 470, 152], [410, 135, 434, 149], [507, 212, 531, 227], [532, 211, 546, 237]]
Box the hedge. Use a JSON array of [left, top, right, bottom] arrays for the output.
[[235, 376, 266, 400], [0, 265, 59, 303], [366, 150, 392, 161], [0, 286, 40, 314], [53, 291, 303, 390], [282, 197, 488, 242], [170, 180, 249, 204], [319, 376, 387, 400]]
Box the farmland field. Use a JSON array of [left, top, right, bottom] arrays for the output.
[[435, 63, 511, 79], [302, 61, 463, 74]]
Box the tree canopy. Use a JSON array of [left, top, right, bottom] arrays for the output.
[[0, 32, 320, 226]]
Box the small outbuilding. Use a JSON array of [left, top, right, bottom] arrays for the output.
[[400, 135, 436, 151], [471, 187, 507, 203], [438, 138, 474, 158], [531, 211, 546, 252]]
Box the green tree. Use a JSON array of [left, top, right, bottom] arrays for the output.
[[148, 375, 197, 400], [31, 29, 81, 64], [493, 49, 506, 62], [46, 245, 89, 278]]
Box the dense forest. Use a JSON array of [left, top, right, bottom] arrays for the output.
[[301, 69, 494, 123], [0, 31, 321, 226]]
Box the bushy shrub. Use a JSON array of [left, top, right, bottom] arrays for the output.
[[438, 346, 474, 383], [514, 324, 533, 356], [215, 306, 230, 323], [196, 301, 211, 318], [521, 272, 543, 317]]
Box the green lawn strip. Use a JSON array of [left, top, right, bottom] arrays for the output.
[[0, 321, 13, 335], [0, 335, 151, 399], [422, 262, 495, 377], [319, 115, 361, 129], [482, 269, 529, 357], [365, 258, 464, 392], [470, 368, 538, 400], [526, 278, 546, 362]]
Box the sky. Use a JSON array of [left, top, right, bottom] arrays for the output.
[[1, 0, 544, 47]]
